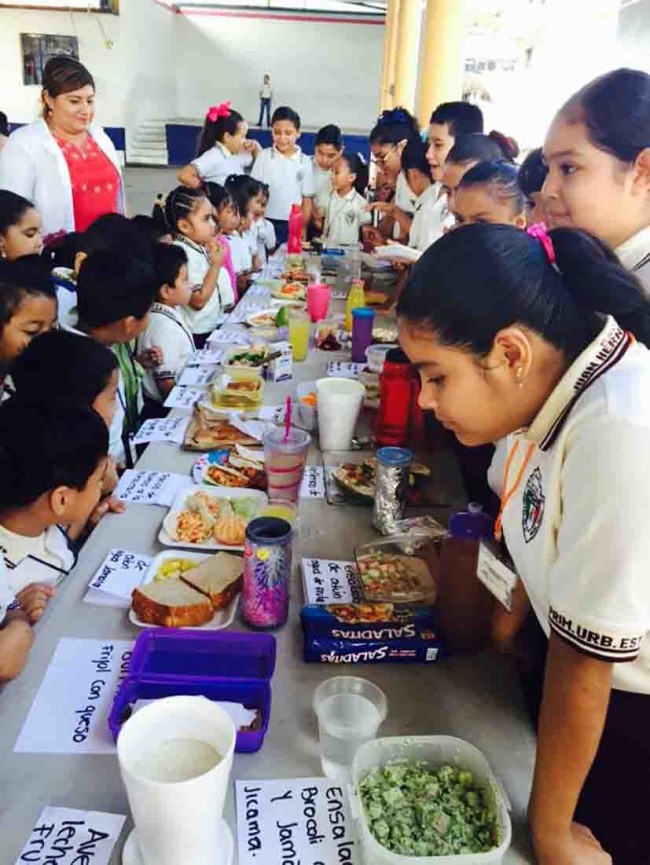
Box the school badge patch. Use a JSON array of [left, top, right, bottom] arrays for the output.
[[522, 467, 545, 543]]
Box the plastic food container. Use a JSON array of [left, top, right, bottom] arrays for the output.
[[211, 374, 264, 409], [222, 346, 269, 381], [109, 630, 276, 753], [350, 736, 512, 865], [355, 538, 437, 604], [366, 343, 398, 374]]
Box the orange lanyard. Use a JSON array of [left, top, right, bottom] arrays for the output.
[[494, 440, 536, 542]]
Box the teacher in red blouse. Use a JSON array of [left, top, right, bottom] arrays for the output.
[[0, 57, 125, 240]]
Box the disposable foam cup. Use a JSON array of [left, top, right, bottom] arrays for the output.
[[117, 695, 236, 865], [316, 377, 365, 451]]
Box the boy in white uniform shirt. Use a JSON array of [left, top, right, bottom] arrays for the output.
[[323, 154, 371, 246], [251, 106, 314, 245], [139, 244, 196, 409], [310, 125, 343, 234], [398, 223, 650, 865], [0, 401, 108, 596]]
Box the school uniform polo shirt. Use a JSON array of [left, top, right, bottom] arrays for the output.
[[139, 303, 196, 402], [488, 316, 650, 694], [408, 182, 446, 251], [250, 146, 315, 222], [323, 189, 371, 246], [616, 225, 650, 298], [227, 232, 253, 274], [312, 160, 332, 213], [0, 558, 12, 624], [173, 236, 232, 335], [0, 524, 75, 594], [191, 142, 253, 186]]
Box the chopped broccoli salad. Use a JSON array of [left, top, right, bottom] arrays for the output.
[[359, 762, 498, 856]]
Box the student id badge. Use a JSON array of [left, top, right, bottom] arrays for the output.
[[476, 540, 518, 611]]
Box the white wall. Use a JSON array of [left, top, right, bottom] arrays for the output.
[[0, 7, 124, 126], [174, 12, 383, 130]]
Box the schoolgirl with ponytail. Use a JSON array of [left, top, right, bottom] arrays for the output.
[[153, 186, 231, 347], [177, 102, 260, 190], [322, 153, 371, 246], [544, 68, 650, 294], [398, 222, 650, 865], [440, 130, 519, 214]]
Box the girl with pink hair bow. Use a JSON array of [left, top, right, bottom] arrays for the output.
[[177, 102, 261, 190]]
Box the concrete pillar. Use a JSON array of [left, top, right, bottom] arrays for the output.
[[379, 0, 401, 111], [416, 0, 467, 127], [393, 0, 422, 112]]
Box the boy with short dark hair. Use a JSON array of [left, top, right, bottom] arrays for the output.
[[426, 102, 484, 183], [72, 248, 158, 465], [250, 106, 315, 244]]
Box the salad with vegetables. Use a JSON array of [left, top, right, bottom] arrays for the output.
[[359, 762, 498, 856]]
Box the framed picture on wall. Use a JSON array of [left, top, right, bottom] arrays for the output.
[[20, 33, 80, 86]]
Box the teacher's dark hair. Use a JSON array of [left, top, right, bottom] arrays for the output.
[[41, 57, 95, 117], [559, 68, 650, 164], [397, 223, 650, 360]]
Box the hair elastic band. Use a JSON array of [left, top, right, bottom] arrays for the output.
[[527, 222, 555, 264], [207, 101, 232, 122]]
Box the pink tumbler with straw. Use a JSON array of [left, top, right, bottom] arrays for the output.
[[263, 426, 311, 503], [307, 283, 331, 323]]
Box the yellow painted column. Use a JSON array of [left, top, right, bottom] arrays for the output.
[[416, 0, 467, 127], [379, 0, 401, 111], [392, 0, 422, 112]]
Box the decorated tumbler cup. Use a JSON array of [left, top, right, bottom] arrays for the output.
[[242, 517, 293, 629]]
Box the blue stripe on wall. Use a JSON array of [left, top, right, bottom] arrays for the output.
[[8, 122, 126, 152], [166, 124, 370, 167]]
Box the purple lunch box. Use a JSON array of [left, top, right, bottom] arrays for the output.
[[108, 630, 276, 753]]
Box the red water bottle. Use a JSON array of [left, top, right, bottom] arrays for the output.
[[287, 204, 303, 253], [375, 349, 412, 447]]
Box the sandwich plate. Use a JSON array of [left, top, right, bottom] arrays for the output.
[[245, 308, 280, 328], [128, 550, 239, 631], [159, 486, 268, 553]]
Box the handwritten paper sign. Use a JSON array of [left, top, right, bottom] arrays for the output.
[[257, 405, 284, 423], [327, 361, 365, 379], [15, 639, 132, 754], [188, 346, 225, 366], [208, 329, 252, 347], [83, 549, 153, 608], [331, 287, 348, 300], [115, 470, 191, 507], [132, 416, 190, 446], [236, 779, 360, 865], [163, 385, 208, 410], [301, 558, 361, 605], [177, 365, 219, 387], [14, 807, 125, 865], [300, 466, 325, 499]]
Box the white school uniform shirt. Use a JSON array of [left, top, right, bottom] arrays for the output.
[[616, 225, 650, 298], [0, 558, 12, 625], [409, 182, 446, 251], [0, 119, 125, 237], [312, 160, 332, 213], [323, 189, 371, 246], [227, 232, 253, 274], [488, 317, 650, 695], [191, 142, 253, 186], [173, 236, 231, 335], [63, 324, 127, 464], [260, 83, 273, 100], [250, 146, 315, 222], [139, 302, 196, 402], [392, 172, 417, 240], [248, 218, 276, 264], [0, 524, 75, 594]]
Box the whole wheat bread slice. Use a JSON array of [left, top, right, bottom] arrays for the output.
[[180, 552, 243, 611], [132, 578, 214, 628]]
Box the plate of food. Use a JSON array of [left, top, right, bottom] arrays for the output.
[[159, 486, 268, 551], [281, 268, 309, 283], [130, 550, 243, 629], [255, 277, 284, 292], [355, 543, 436, 604], [222, 346, 271, 380], [329, 457, 432, 505], [192, 449, 266, 490], [246, 308, 282, 329], [183, 403, 262, 451], [271, 281, 306, 302]]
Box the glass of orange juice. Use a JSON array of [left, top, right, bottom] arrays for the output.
[[288, 310, 310, 361]]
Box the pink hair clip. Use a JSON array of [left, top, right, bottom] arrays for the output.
[[206, 101, 232, 122], [526, 222, 555, 264]]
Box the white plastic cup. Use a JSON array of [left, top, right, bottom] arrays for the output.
[[117, 695, 236, 865], [313, 676, 387, 782], [316, 377, 365, 451]]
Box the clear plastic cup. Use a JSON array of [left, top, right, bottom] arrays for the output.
[[313, 676, 387, 782], [263, 425, 311, 503], [316, 377, 365, 451]]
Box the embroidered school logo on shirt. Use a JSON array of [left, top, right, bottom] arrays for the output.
[[522, 467, 545, 543], [345, 210, 355, 226]]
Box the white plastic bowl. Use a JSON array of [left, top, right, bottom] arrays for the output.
[[366, 343, 398, 374], [350, 735, 512, 865], [296, 380, 318, 430]]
